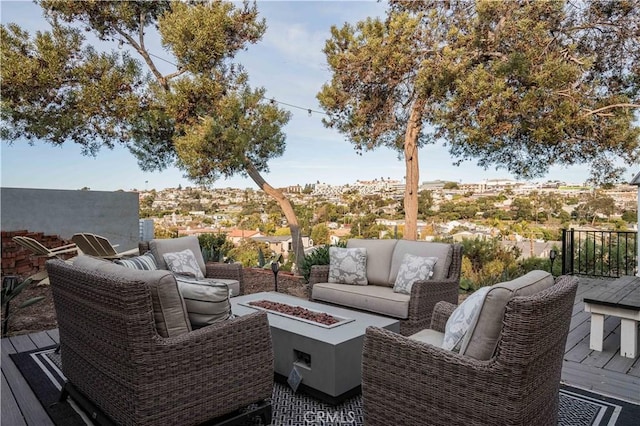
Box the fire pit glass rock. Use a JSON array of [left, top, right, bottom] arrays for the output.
[[243, 299, 354, 329]]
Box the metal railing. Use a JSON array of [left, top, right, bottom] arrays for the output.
[[561, 229, 638, 277]]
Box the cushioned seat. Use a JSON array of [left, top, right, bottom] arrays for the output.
[[142, 236, 243, 296], [46, 258, 274, 426], [408, 328, 444, 346], [312, 282, 410, 319], [310, 239, 463, 335], [361, 275, 579, 425]]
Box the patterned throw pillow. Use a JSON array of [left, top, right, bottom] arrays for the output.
[[163, 249, 205, 280], [114, 251, 158, 270], [174, 275, 232, 327], [442, 286, 491, 352], [328, 247, 368, 285], [392, 254, 438, 294]]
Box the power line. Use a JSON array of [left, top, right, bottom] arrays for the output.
[[145, 50, 327, 116]]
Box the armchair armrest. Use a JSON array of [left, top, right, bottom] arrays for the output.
[[205, 261, 244, 294], [402, 278, 458, 335], [308, 264, 330, 299], [150, 311, 274, 418], [430, 301, 457, 332], [362, 326, 502, 425]]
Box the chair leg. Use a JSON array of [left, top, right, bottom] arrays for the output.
[[59, 382, 70, 402], [260, 404, 273, 425]]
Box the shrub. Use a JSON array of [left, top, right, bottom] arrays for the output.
[[299, 241, 346, 283]]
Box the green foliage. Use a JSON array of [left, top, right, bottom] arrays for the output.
[[459, 237, 521, 291], [227, 239, 270, 268], [319, 1, 639, 192], [299, 241, 346, 283], [2, 276, 45, 336], [310, 223, 330, 245], [198, 233, 233, 262]]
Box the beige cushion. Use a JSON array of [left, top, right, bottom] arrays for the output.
[[347, 239, 397, 286], [409, 329, 445, 347], [460, 270, 555, 360], [206, 278, 240, 297], [312, 282, 410, 319], [149, 236, 205, 276], [73, 255, 191, 338], [389, 241, 453, 284], [174, 276, 232, 327]]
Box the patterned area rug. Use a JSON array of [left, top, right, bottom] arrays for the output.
[[10, 346, 640, 426]]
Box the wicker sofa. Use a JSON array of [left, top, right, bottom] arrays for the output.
[[361, 273, 579, 425], [46, 258, 273, 426], [309, 239, 462, 336], [139, 235, 244, 296]]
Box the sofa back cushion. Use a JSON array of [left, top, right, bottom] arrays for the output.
[[459, 270, 555, 360], [346, 239, 398, 287], [149, 236, 205, 276], [389, 241, 453, 284], [73, 255, 191, 338]]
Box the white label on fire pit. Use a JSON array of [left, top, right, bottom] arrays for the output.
[[288, 365, 302, 392]]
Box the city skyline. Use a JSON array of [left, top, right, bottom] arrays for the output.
[[1, 1, 636, 192]]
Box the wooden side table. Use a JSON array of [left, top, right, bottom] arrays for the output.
[[583, 276, 640, 358]]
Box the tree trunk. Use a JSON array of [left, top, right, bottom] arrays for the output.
[[244, 159, 306, 273], [403, 102, 423, 240]]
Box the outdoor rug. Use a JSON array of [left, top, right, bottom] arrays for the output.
[[10, 346, 640, 426]]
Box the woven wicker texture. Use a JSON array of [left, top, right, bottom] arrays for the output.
[[46, 259, 273, 426], [361, 275, 578, 426], [308, 244, 463, 336]]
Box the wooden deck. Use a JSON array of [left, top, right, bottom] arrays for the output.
[[562, 276, 640, 403], [2, 277, 639, 425]]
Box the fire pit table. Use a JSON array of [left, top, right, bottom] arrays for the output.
[[231, 291, 400, 404]]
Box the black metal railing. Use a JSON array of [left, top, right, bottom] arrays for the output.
[[561, 229, 638, 277]]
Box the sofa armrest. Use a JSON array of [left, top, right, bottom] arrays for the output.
[[205, 261, 244, 294], [308, 264, 330, 299], [430, 301, 457, 332]]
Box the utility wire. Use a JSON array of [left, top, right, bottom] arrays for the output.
[[145, 50, 327, 116]]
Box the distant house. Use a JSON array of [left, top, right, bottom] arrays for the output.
[[251, 235, 312, 259], [226, 229, 262, 245]]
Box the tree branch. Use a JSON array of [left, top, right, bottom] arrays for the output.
[[582, 103, 640, 117]]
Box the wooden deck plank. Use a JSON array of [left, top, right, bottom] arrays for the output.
[[8, 334, 38, 354], [1, 373, 27, 426], [561, 361, 640, 404], [27, 331, 56, 349], [1, 338, 54, 426], [580, 316, 621, 369]]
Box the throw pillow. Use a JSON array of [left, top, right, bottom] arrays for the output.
[[163, 249, 205, 280], [328, 247, 368, 285], [393, 254, 438, 294], [114, 251, 158, 270], [174, 275, 232, 327], [442, 286, 491, 352]]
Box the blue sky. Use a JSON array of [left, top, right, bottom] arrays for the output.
[[0, 0, 631, 191]]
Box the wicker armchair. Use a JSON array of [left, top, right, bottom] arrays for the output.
[[139, 239, 245, 295], [361, 275, 578, 426], [309, 244, 463, 336], [47, 259, 273, 426]]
